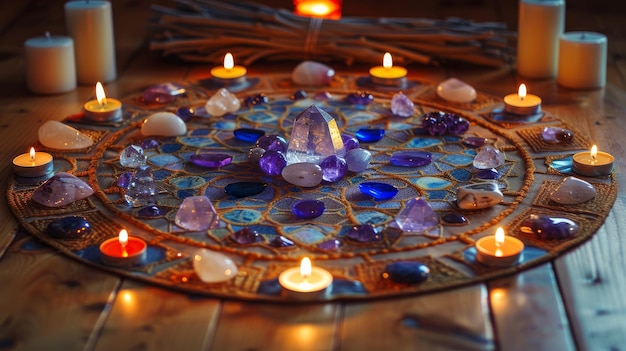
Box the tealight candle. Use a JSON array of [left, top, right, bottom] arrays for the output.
[[210, 53, 247, 84], [100, 229, 147, 267], [572, 145, 614, 176], [293, 0, 342, 20], [475, 227, 524, 267], [12, 147, 54, 178], [503, 83, 542, 115], [83, 82, 122, 122], [369, 52, 408, 87], [278, 257, 333, 299]]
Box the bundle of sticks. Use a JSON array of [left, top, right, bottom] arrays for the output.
[[149, 0, 516, 67]]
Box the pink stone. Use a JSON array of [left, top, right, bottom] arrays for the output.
[[32, 172, 94, 207], [174, 196, 220, 231]]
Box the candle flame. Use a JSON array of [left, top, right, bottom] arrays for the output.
[[294, 0, 341, 19], [517, 84, 527, 101], [119, 229, 129, 257], [495, 227, 505, 257], [224, 53, 234, 70], [95, 82, 107, 106], [590, 145, 598, 161], [29, 147, 36, 161], [300, 257, 312, 280], [383, 52, 393, 69]]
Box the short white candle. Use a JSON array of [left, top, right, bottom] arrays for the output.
[[65, 0, 117, 84], [13, 147, 54, 178], [517, 0, 565, 79], [278, 257, 333, 299], [503, 83, 542, 115], [24, 32, 77, 94], [475, 227, 524, 267], [558, 32, 607, 89], [572, 145, 614, 176], [210, 52, 247, 84], [369, 52, 407, 86]]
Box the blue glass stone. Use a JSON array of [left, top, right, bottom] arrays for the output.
[[440, 213, 469, 226], [292, 199, 325, 219], [355, 128, 385, 143], [234, 128, 265, 143], [230, 228, 264, 245], [137, 205, 165, 218], [476, 168, 501, 180], [141, 139, 160, 149], [244, 93, 269, 106], [269, 235, 295, 248], [47, 216, 91, 239], [346, 91, 374, 105], [117, 172, 132, 188], [175, 106, 195, 121], [291, 90, 307, 100], [383, 261, 430, 284], [347, 224, 381, 242], [225, 182, 268, 198], [317, 239, 341, 250], [390, 151, 432, 167], [359, 182, 398, 200]]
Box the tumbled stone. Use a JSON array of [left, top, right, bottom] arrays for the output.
[[32, 172, 94, 207], [344, 148, 371, 172], [119, 145, 147, 168], [124, 165, 156, 207], [550, 176, 596, 204], [314, 91, 332, 101], [193, 249, 238, 283], [244, 93, 269, 106], [285, 105, 345, 164], [341, 134, 359, 151], [117, 171, 132, 188], [136, 205, 165, 218], [256, 135, 287, 152], [291, 90, 307, 100], [359, 182, 398, 200], [141, 112, 187, 136], [282, 163, 323, 187], [355, 128, 385, 143], [225, 181, 268, 197], [319, 155, 348, 182], [269, 235, 295, 248], [234, 128, 265, 143], [456, 182, 503, 210], [292, 60, 335, 86], [248, 147, 266, 165], [473, 145, 505, 169], [141, 138, 160, 149], [142, 83, 186, 104], [395, 197, 439, 232], [190, 153, 232, 168], [542, 126, 573, 144], [47, 216, 92, 239], [391, 92, 415, 117], [175, 196, 220, 231], [462, 136, 487, 148], [390, 151, 432, 167], [259, 150, 287, 176], [229, 228, 264, 244], [476, 168, 501, 180], [440, 213, 469, 226], [346, 91, 374, 105], [292, 199, 325, 219], [205, 88, 241, 117], [38, 120, 93, 150], [383, 261, 430, 284], [175, 106, 195, 122], [520, 214, 579, 240], [347, 224, 381, 242], [436, 78, 477, 103], [317, 239, 341, 250]]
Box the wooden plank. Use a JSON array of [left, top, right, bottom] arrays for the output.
[[488, 263, 576, 351], [210, 301, 339, 351], [93, 280, 221, 351], [0, 236, 120, 351], [340, 285, 494, 351]]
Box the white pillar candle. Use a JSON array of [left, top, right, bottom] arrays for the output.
[[558, 32, 607, 89], [65, 0, 117, 84], [517, 0, 565, 79], [24, 32, 77, 94]]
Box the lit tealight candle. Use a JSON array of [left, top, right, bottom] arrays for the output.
[[369, 52, 408, 87], [293, 0, 342, 20], [572, 145, 614, 176], [503, 83, 542, 115], [12, 147, 54, 178], [100, 229, 147, 267], [278, 257, 333, 299], [83, 82, 123, 122], [210, 53, 248, 84], [475, 227, 524, 267]]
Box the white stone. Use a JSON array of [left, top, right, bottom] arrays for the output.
[[436, 78, 477, 103], [344, 148, 372, 172], [205, 88, 241, 117], [550, 176, 596, 204], [282, 162, 323, 187], [457, 182, 503, 210], [292, 61, 335, 86], [193, 249, 238, 283], [141, 112, 187, 136], [38, 120, 94, 150]]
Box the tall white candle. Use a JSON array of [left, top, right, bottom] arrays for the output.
[[24, 32, 77, 94], [517, 0, 565, 79], [65, 0, 117, 84], [558, 32, 607, 89]]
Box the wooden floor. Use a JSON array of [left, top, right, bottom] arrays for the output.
[[0, 0, 625, 350]]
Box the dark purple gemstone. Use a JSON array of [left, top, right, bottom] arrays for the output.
[[422, 112, 469, 136], [190, 153, 232, 168], [355, 128, 385, 143], [383, 261, 429, 284], [256, 135, 287, 152], [244, 93, 269, 106], [234, 128, 265, 143], [341, 134, 360, 151], [225, 182, 267, 198], [291, 90, 307, 100], [175, 106, 195, 121], [137, 205, 164, 218], [317, 239, 341, 250], [440, 213, 469, 226], [117, 172, 132, 189], [258, 150, 287, 176], [230, 228, 264, 245], [319, 155, 348, 182], [314, 91, 332, 100], [47, 216, 92, 239], [390, 151, 432, 167], [141, 139, 160, 150], [142, 83, 186, 104], [520, 214, 579, 240], [269, 235, 295, 248], [463, 137, 487, 148], [476, 168, 501, 180], [346, 91, 374, 105], [542, 127, 574, 144], [347, 224, 381, 242], [292, 199, 325, 219]]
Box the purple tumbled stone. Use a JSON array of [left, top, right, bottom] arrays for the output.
[[141, 139, 160, 149], [269, 235, 295, 248], [520, 214, 579, 240], [440, 213, 469, 226], [463, 137, 487, 148], [476, 168, 501, 180], [346, 91, 374, 105], [347, 224, 382, 242], [390, 151, 432, 167], [292, 199, 325, 219], [137, 205, 164, 218], [230, 228, 264, 244], [391, 92, 415, 117], [319, 155, 348, 182], [395, 197, 439, 233], [291, 90, 307, 100], [541, 126, 574, 144], [314, 91, 332, 101], [142, 83, 186, 104], [341, 134, 360, 151], [190, 153, 232, 168], [259, 150, 287, 176], [256, 135, 287, 152], [32, 172, 94, 208], [117, 171, 132, 189], [244, 93, 269, 106], [317, 239, 341, 251], [175, 106, 195, 122]]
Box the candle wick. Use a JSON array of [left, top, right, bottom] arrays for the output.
[[45, 31, 51, 41]]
